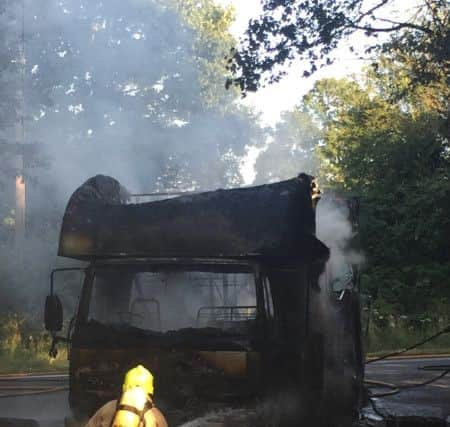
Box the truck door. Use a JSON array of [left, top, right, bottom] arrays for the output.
[[321, 262, 365, 416]]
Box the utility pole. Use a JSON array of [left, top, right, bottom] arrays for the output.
[[14, 0, 26, 246]]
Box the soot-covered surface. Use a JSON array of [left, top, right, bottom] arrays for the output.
[[58, 174, 328, 261]]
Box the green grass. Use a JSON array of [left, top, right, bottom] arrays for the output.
[[0, 348, 68, 374], [1, 317, 448, 374], [364, 324, 450, 356], [0, 313, 69, 374]]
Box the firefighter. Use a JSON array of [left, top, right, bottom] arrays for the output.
[[85, 365, 168, 427]]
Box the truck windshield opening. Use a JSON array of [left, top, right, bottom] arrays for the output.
[[87, 268, 257, 334]]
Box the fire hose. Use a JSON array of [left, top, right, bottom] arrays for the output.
[[0, 374, 68, 398], [364, 324, 450, 396], [365, 323, 450, 394], [364, 325, 450, 419], [365, 366, 450, 421], [366, 366, 450, 398], [0, 386, 69, 398]]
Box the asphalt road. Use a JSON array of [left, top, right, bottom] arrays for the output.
[[364, 356, 450, 421], [0, 357, 448, 426], [0, 373, 69, 426]]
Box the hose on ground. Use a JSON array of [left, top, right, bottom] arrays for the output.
[[0, 374, 68, 398], [365, 368, 449, 422], [364, 379, 399, 397], [0, 385, 68, 398], [365, 365, 449, 397]]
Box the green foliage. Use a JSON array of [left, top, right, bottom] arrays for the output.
[[0, 313, 23, 355], [317, 63, 449, 317], [0, 0, 19, 129], [174, 0, 237, 107], [0, 0, 263, 201], [365, 323, 450, 355], [364, 292, 450, 354], [255, 108, 321, 183], [0, 313, 68, 373], [326, 84, 446, 310], [378, 1, 450, 92], [254, 41, 450, 324], [0, 0, 266, 330]]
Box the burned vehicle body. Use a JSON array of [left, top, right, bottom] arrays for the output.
[[71, 258, 275, 415], [46, 174, 364, 424]]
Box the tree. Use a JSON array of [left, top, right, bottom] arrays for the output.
[[254, 108, 321, 183], [0, 0, 19, 131], [253, 48, 450, 318], [0, 0, 24, 243], [227, 0, 450, 94], [0, 0, 267, 312], [11, 0, 263, 197], [174, 0, 238, 108], [305, 67, 450, 317]]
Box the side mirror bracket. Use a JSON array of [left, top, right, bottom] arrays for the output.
[[44, 294, 63, 332], [45, 267, 84, 357], [49, 334, 69, 358]]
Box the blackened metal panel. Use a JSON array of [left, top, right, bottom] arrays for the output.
[[59, 174, 329, 262]]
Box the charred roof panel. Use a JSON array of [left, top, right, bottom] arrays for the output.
[[58, 174, 329, 263]]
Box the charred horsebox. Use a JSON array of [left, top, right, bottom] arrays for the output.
[[45, 174, 364, 426]]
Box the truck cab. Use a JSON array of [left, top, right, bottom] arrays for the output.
[[44, 174, 364, 425], [71, 259, 268, 414]]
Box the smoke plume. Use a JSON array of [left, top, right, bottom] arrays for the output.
[[0, 0, 263, 314]]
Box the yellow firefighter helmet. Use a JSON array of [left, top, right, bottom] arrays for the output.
[[111, 365, 156, 427], [123, 364, 154, 396]]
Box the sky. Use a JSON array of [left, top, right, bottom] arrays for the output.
[[216, 0, 421, 126]]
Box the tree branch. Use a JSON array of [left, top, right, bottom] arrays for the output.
[[354, 0, 391, 23], [350, 22, 433, 35], [424, 0, 446, 26]]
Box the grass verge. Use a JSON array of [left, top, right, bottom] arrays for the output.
[[0, 349, 68, 374]]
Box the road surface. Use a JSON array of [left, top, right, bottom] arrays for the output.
[[0, 373, 69, 426], [364, 356, 450, 422], [0, 357, 448, 426]]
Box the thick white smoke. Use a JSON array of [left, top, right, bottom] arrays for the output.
[[0, 0, 264, 315], [313, 195, 365, 418]]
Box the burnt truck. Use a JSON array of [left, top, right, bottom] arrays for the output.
[[44, 173, 365, 426]]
